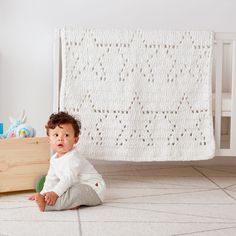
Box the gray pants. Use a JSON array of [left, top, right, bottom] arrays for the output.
[[45, 184, 102, 211]]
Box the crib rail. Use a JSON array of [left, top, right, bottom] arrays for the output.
[[214, 33, 236, 156]]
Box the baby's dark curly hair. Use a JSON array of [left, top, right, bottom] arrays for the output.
[[45, 111, 81, 137]]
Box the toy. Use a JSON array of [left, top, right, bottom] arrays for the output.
[[0, 123, 3, 135], [35, 175, 46, 192], [0, 111, 34, 139], [15, 124, 34, 138]]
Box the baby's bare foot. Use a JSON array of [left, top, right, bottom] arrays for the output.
[[28, 194, 35, 201], [35, 193, 46, 212]]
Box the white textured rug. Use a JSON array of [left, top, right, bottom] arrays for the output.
[[60, 29, 215, 161]]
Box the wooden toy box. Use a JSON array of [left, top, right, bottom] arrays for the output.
[[0, 137, 50, 193]]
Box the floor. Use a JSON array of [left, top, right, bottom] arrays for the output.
[[1, 162, 236, 236]]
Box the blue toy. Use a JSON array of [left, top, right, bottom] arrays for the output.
[[0, 111, 34, 139], [0, 123, 3, 135]]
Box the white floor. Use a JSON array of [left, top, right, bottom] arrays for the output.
[[1, 162, 236, 236]]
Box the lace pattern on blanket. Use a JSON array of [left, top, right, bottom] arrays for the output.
[[60, 29, 215, 161]]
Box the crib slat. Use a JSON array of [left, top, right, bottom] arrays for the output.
[[215, 41, 223, 151], [230, 41, 236, 152], [53, 29, 61, 113]]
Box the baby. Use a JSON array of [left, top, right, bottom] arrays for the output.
[[29, 111, 106, 211]]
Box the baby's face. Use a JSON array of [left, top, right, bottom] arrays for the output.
[[48, 123, 78, 157]]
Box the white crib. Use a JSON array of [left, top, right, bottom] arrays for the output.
[[53, 31, 236, 157], [213, 33, 236, 156]]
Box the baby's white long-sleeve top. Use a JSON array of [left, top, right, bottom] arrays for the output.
[[41, 147, 106, 201]]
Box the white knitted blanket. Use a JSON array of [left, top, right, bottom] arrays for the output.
[[60, 29, 215, 161]]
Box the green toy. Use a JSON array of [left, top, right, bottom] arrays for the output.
[[35, 175, 46, 192]]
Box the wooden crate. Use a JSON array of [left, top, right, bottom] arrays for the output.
[[0, 137, 50, 193]]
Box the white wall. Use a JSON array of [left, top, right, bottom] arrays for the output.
[[0, 0, 236, 136]]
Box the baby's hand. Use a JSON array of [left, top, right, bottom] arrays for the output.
[[44, 191, 59, 206]]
